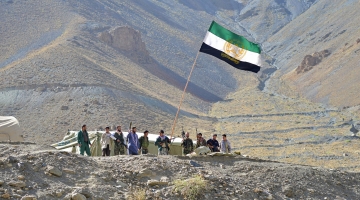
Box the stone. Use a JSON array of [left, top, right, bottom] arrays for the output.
[[189, 160, 202, 167], [47, 166, 62, 177], [147, 180, 168, 186], [72, 188, 92, 198], [18, 175, 25, 180], [13, 194, 22, 198], [137, 168, 155, 178], [0, 180, 4, 186], [71, 193, 86, 200], [55, 190, 63, 197], [282, 185, 294, 198], [63, 193, 72, 200], [63, 168, 75, 174], [8, 181, 26, 188], [160, 176, 169, 182], [21, 195, 37, 200], [17, 162, 26, 170], [1, 193, 10, 199], [116, 180, 128, 188], [6, 156, 18, 163]]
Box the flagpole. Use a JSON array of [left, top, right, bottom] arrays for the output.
[[170, 51, 200, 139]]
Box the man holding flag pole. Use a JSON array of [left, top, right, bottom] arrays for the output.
[[170, 21, 261, 140]]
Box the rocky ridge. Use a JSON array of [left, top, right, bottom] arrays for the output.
[[0, 144, 359, 200]]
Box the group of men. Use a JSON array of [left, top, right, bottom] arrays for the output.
[[77, 124, 231, 156], [77, 125, 172, 156], [181, 132, 231, 155]]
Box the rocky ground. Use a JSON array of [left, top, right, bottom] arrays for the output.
[[0, 143, 359, 200]]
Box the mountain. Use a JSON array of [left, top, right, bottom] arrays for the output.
[[0, 0, 315, 143], [264, 0, 360, 108]]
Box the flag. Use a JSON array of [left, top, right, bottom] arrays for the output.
[[199, 21, 261, 73]]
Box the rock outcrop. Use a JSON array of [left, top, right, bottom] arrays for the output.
[[98, 26, 151, 64], [295, 49, 331, 74]]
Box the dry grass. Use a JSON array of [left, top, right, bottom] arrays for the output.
[[126, 187, 146, 200], [173, 175, 208, 200]]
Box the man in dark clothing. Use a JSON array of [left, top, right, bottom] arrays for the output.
[[77, 124, 91, 156], [138, 130, 150, 154], [155, 130, 171, 155], [207, 134, 220, 152], [196, 133, 207, 148], [181, 132, 194, 155], [113, 126, 126, 155]]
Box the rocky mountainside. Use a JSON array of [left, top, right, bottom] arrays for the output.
[[0, 144, 359, 200], [0, 0, 317, 144], [264, 0, 360, 107]]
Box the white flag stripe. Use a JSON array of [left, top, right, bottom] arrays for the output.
[[203, 31, 261, 67]]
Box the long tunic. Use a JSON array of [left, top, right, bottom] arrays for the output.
[[219, 140, 231, 153], [127, 132, 139, 155]]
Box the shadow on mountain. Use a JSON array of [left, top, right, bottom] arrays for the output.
[[131, 0, 186, 31], [177, 0, 244, 15], [144, 59, 223, 103]]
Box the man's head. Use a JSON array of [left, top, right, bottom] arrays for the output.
[[197, 133, 202, 139], [159, 129, 164, 136], [185, 132, 190, 138], [117, 126, 121, 131], [132, 127, 137, 132], [144, 130, 149, 136], [105, 127, 110, 132], [82, 124, 87, 131], [222, 134, 227, 140], [213, 134, 217, 140]]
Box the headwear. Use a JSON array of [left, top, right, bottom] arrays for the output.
[[197, 133, 202, 136], [159, 130, 164, 133]]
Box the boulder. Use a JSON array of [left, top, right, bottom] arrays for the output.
[[8, 181, 26, 188], [72, 188, 92, 198], [1, 193, 10, 199], [71, 193, 86, 200], [147, 180, 168, 186], [282, 185, 294, 198], [21, 195, 37, 200], [137, 168, 155, 178], [47, 166, 62, 177]]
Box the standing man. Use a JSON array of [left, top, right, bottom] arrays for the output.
[[138, 130, 150, 154], [113, 125, 126, 155], [101, 127, 112, 156], [127, 127, 139, 155], [207, 134, 220, 152], [77, 124, 91, 156], [155, 130, 171, 155], [196, 133, 207, 148], [219, 134, 231, 153], [181, 132, 194, 155]]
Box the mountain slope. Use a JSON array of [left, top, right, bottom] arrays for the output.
[[265, 0, 360, 107]]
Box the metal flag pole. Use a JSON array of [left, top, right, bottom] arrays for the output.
[[170, 51, 200, 139]]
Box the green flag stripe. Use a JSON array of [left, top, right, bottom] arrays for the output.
[[208, 21, 261, 54]]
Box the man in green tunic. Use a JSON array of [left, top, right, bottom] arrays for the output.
[[77, 124, 91, 156], [138, 130, 149, 154], [181, 132, 194, 155]]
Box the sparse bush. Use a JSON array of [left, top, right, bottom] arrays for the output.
[[173, 175, 208, 200], [126, 187, 146, 200]]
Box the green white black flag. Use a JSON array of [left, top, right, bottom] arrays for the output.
[[200, 21, 261, 73]]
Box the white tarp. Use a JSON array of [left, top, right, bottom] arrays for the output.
[[0, 116, 23, 142]]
